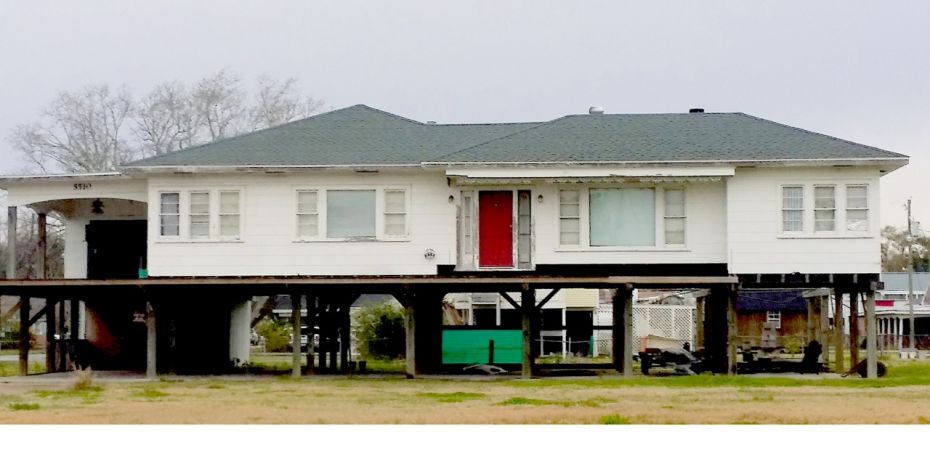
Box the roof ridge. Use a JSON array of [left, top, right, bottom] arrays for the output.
[[429, 116, 568, 162], [735, 113, 907, 158]]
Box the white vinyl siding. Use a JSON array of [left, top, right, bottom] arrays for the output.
[[781, 186, 804, 232], [296, 190, 319, 238], [384, 190, 407, 237], [559, 190, 580, 245], [664, 188, 685, 245], [159, 192, 180, 237], [813, 186, 836, 232], [219, 191, 241, 239], [326, 190, 376, 239], [189, 192, 210, 239], [589, 188, 655, 246], [846, 185, 869, 232]]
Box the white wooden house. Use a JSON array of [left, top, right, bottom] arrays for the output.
[[0, 104, 908, 377]]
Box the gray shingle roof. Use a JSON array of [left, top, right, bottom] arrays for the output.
[[431, 112, 906, 164], [881, 272, 930, 293], [123, 105, 906, 168], [124, 105, 538, 168]]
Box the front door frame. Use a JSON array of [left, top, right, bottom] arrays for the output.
[[458, 188, 533, 271]]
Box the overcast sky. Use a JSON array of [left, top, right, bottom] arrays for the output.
[[0, 0, 927, 229]]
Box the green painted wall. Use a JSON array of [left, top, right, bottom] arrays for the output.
[[442, 329, 522, 365]]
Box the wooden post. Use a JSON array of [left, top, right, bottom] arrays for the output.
[[727, 288, 738, 375], [318, 300, 328, 371], [819, 296, 830, 369], [46, 298, 56, 373], [7, 206, 17, 279], [849, 291, 859, 367], [694, 296, 705, 349], [18, 297, 29, 375], [611, 285, 633, 376], [865, 289, 877, 379], [70, 299, 80, 370], [806, 297, 814, 345], [305, 295, 316, 375], [833, 288, 845, 372], [340, 302, 350, 373], [291, 293, 302, 377], [145, 302, 157, 379], [36, 213, 47, 279], [404, 293, 416, 378], [521, 288, 537, 379]]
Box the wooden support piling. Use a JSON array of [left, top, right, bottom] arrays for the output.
[[865, 289, 877, 379], [46, 298, 56, 373], [694, 296, 705, 349], [328, 304, 338, 373], [849, 291, 859, 367], [340, 303, 350, 373], [57, 300, 65, 371], [727, 289, 738, 375], [819, 296, 830, 369], [305, 295, 316, 375], [36, 213, 46, 279], [404, 293, 416, 378], [318, 300, 327, 371], [145, 302, 157, 379], [611, 285, 633, 376], [18, 297, 29, 375], [7, 206, 16, 279], [291, 293, 303, 377], [70, 299, 80, 370], [833, 288, 845, 373], [521, 288, 537, 379]]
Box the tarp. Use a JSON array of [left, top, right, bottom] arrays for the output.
[[736, 290, 807, 312]]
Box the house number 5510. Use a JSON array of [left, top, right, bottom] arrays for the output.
[[73, 183, 92, 190]]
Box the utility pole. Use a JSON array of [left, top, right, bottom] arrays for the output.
[[906, 198, 916, 357]]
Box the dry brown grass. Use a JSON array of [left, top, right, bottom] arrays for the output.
[[3, 375, 930, 424]]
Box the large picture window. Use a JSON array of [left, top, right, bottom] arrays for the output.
[[326, 190, 376, 239], [589, 188, 655, 246]]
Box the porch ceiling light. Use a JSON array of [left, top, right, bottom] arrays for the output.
[[91, 199, 104, 215]]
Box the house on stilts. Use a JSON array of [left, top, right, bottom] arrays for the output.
[[0, 104, 908, 378]]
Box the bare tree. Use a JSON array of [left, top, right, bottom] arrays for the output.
[[251, 76, 324, 130], [9, 85, 135, 173], [134, 81, 201, 156], [191, 69, 246, 141]]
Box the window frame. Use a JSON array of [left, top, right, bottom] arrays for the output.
[[154, 187, 245, 242], [663, 187, 686, 246], [295, 189, 321, 240], [293, 185, 412, 243], [158, 191, 181, 239], [766, 310, 782, 329], [554, 186, 687, 252], [383, 188, 409, 239], [781, 185, 805, 234], [813, 185, 837, 233], [845, 184, 870, 233], [188, 190, 212, 240], [558, 189, 581, 246], [218, 190, 242, 240]]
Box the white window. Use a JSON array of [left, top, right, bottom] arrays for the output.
[[461, 193, 474, 260], [296, 190, 319, 238], [664, 188, 685, 245], [326, 190, 376, 239], [766, 311, 781, 329], [189, 192, 210, 239], [781, 186, 804, 232], [219, 191, 241, 239], [814, 186, 836, 232], [589, 188, 655, 246], [846, 185, 869, 232], [159, 192, 180, 237], [384, 190, 407, 237], [559, 190, 580, 245]]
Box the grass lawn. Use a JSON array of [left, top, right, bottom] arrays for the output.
[[2, 358, 930, 424]]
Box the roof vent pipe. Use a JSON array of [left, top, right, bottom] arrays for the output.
[[589, 106, 605, 115], [689, 108, 705, 113]]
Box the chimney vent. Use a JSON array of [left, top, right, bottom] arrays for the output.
[[589, 106, 605, 115], [689, 108, 705, 113]]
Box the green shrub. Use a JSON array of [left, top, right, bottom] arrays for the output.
[[256, 317, 292, 353], [353, 302, 405, 360]]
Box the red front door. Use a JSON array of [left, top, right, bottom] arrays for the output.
[[478, 191, 513, 268]]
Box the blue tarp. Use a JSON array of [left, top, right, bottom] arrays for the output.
[[736, 290, 807, 312]]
